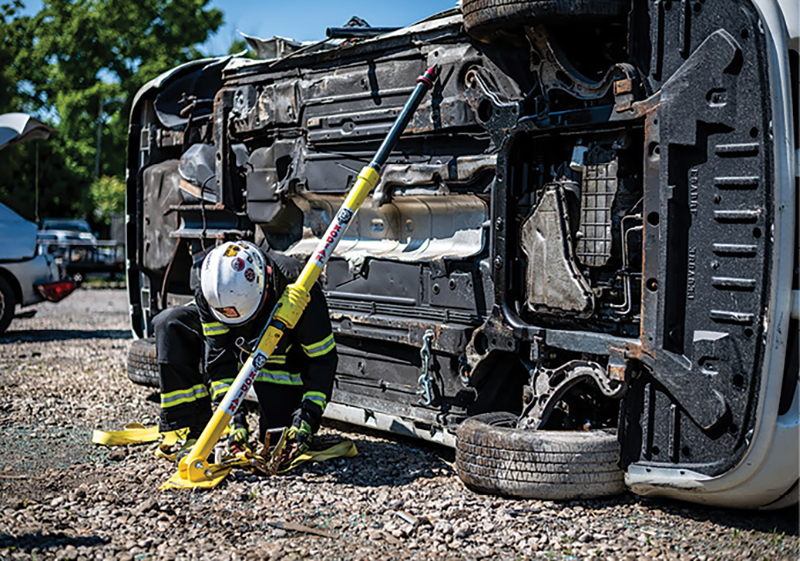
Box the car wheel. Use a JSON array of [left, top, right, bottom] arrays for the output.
[[455, 411, 625, 500], [462, 0, 630, 41], [0, 276, 16, 335], [126, 337, 160, 388]]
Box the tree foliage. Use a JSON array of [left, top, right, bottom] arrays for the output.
[[0, 0, 223, 230], [89, 174, 125, 225], [0, 1, 31, 114]]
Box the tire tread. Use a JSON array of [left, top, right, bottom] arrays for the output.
[[0, 275, 16, 335], [126, 338, 159, 388], [462, 0, 629, 41], [455, 412, 625, 500]]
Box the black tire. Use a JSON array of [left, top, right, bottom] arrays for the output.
[[455, 412, 625, 500], [127, 337, 160, 388], [0, 276, 16, 335], [462, 0, 630, 41]]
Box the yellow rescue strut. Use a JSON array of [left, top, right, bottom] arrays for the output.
[[163, 64, 439, 489]]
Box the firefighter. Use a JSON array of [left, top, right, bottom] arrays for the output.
[[153, 240, 337, 466]]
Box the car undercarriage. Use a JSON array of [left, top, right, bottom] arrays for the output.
[[127, 0, 798, 507]]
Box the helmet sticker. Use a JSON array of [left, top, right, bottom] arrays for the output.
[[216, 306, 240, 319], [231, 257, 245, 271], [224, 245, 240, 257], [244, 268, 255, 282]]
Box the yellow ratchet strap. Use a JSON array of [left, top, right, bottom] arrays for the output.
[[93, 424, 232, 461], [92, 423, 186, 446], [276, 441, 358, 474]]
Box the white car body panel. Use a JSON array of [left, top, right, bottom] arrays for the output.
[[0, 254, 60, 307]]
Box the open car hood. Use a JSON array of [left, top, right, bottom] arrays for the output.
[[0, 113, 53, 151]]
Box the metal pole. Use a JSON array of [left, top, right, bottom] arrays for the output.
[[94, 96, 104, 179], [369, 65, 438, 172], [35, 143, 39, 224]]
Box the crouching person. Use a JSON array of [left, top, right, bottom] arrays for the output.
[[153, 240, 337, 468]]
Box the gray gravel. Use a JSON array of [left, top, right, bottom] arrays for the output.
[[0, 288, 797, 560]]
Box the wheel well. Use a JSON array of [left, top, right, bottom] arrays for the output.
[[467, 352, 528, 416]]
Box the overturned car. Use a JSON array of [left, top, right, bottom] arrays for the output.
[[126, 0, 799, 508]]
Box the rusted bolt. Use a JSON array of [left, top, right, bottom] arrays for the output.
[[614, 78, 633, 95]]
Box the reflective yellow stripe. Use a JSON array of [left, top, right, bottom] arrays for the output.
[[265, 354, 287, 365], [243, 356, 286, 368], [302, 391, 327, 410], [301, 333, 335, 358], [210, 378, 234, 401], [256, 370, 303, 385], [202, 322, 230, 337], [161, 384, 209, 408]]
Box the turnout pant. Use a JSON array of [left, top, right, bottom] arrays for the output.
[[154, 305, 303, 438]]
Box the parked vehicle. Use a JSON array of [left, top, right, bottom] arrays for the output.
[[0, 203, 77, 333], [38, 218, 124, 280], [39, 218, 98, 242], [125, 0, 798, 508]]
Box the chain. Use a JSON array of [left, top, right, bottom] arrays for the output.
[[417, 330, 435, 406]]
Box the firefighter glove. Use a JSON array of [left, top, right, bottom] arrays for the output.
[[287, 420, 312, 450], [228, 426, 250, 454], [277, 420, 312, 472]]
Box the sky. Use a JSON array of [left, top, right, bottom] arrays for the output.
[[203, 0, 459, 56], [19, 1, 460, 57]]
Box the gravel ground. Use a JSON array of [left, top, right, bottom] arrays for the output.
[[0, 288, 797, 560]]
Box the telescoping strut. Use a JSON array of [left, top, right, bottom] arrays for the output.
[[164, 64, 439, 489]]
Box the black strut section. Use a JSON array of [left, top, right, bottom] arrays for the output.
[[678, 0, 691, 59], [326, 27, 401, 39]]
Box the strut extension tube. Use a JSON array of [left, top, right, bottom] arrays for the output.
[[164, 65, 439, 489]]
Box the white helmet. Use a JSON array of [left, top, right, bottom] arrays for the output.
[[200, 241, 268, 325]]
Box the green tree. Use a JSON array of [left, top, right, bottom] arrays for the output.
[[0, 1, 32, 114], [89, 175, 125, 226], [0, 0, 223, 225]]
